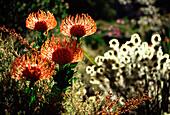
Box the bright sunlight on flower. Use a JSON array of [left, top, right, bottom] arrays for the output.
[[10, 54, 54, 81], [60, 13, 97, 38], [41, 36, 83, 65], [26, 9, 57, 33]]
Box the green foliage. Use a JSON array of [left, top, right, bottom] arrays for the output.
[[0, 34, 16, 77], [52, 63, 78, 91], [0, 0, 68, 33], [62, 80, 102, 114]]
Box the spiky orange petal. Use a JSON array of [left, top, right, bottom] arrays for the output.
[[60, 13, 97, 38], [26, 9, 57, 32], [41, 36, 83, 64], [10, 54, 54, 81]]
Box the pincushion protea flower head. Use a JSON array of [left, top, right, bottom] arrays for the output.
[[10, 54, 54, 81], [41, 36, 83, 65], [26, 10, 57, 33], [60, 13, 97, 38]]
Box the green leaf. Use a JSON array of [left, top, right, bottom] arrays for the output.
[[67, 70, 70, 74], [56, 87, 61, 90], [63, 86, 71, 91], [49, 83, 52, 87], [65, 75, 68, 81], [29, 96, 35, 105], [55, 68, 59, 72], [70, 62, 78, 69], [29, 89, 31, 94], [83, 49, 98, 67], [73, 70, 77, 74], [39, 38, 42, 42], [25, 87, 29, 93], [44, 35, 47, 41], [33, 44, 36, 48], [38, 45, 40, 49], [73, 77, 77, 82]]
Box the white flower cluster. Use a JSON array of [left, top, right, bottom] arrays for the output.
[[118, 0, 162, 34], [118, 0, 131, 5], [140, 5, 159, 15], [86, 34, 170, 101], [136, 0, 156, 5], [118, 0, 156, 5], [138, 15, 162, 28]]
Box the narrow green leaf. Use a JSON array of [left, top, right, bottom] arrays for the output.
[[49, 83, 52, 87], [29, 89, 31, 94], [63, 86, 71, 91], [83, 49, 98, 67], [67, 70, 70, 74], [56, 87, 61, 90], [73, 70, 77, 74], [65, 75, 68, 80], [73, 77, 77, 82], [25, 87, 28, 93], [70, 62, 78, 69], [29, 96, 35, 105]]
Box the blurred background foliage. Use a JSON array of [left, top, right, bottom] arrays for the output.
[[0, 0, 68, 34], [65, 0, 116, 21]]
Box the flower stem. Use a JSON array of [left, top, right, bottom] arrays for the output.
[[28, 81, 35, 105], [37, 32, 47, 51], [82, 49, 98, 67], [77, 37, 81, 44]]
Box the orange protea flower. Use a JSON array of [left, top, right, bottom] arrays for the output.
[[41, 36, 83, 64], [60, 13, 97, 38], [10, 54, 54, 81], [26, 10, 57, 33]]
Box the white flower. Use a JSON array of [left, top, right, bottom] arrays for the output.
[[109, 39, 119, 50], [151, 34, 161, 45], [130, 33, 141, 47]]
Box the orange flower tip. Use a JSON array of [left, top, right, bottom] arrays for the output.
[[26, 10, 57, 32]]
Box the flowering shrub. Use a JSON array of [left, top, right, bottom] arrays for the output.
[[0, 9, 151, 114], [86, 33, 170, 114], [118, 0, 170, 56]]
